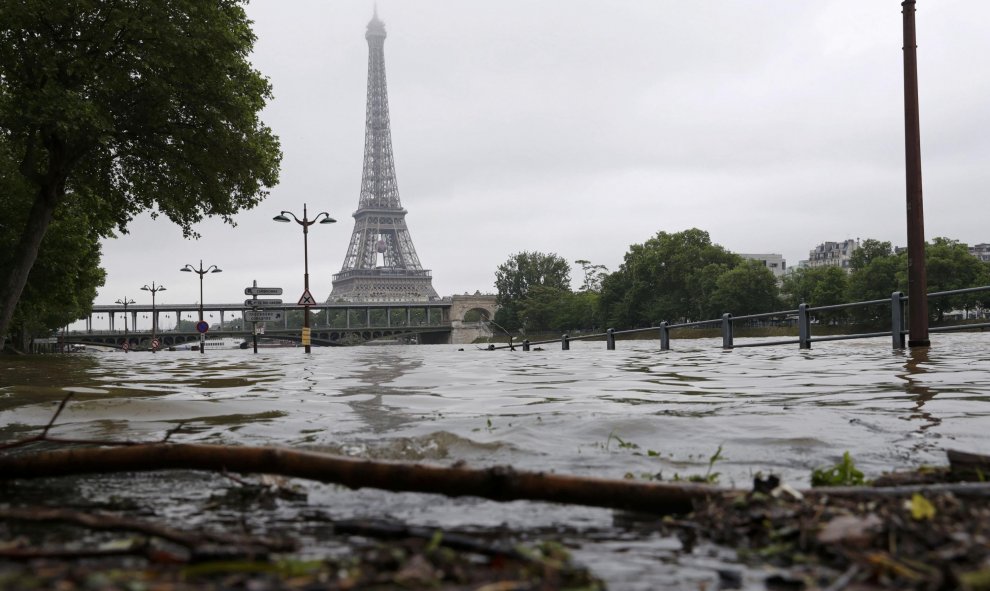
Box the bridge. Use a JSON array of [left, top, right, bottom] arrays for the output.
[[63, 294, 498, 349]]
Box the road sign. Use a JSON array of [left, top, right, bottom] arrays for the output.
[[298, 289, 317, 306], [122, 342, 129, 352], [196, 320, 209, 334], [245, 298, 282, 307], [245, 310, 284, 322], [245, 286, 282, 296], [151, 339, 160, 350]]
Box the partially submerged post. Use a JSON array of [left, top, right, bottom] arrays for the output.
[[902, 0, 929, 347]]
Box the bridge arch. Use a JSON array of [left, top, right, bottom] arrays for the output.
[[449, 294, 498, 345]]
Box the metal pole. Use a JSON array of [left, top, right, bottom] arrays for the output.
[[302, 204, 311, 354], [798, 303, 811, 350], [891, 291, 906, 349], [151, 291, 157, 353], [902, 0, 930, 347], [721, 313, 733, 349], [199, 261, 205, 354], [252, 280, 259, 354]]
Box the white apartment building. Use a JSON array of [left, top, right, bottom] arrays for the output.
[[969, 243, 990, 262], [799, 239, 859, 271], [738, 253, 787, 278]]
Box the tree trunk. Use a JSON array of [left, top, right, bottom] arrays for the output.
[[0, 184, 60, 353]]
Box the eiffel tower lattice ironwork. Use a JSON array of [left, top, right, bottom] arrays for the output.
[[329, 11, 439, 303]]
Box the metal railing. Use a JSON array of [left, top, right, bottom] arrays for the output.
[[489, 285, 990, 352]]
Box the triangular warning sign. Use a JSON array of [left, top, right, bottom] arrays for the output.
[[298, 289, 317, 306]]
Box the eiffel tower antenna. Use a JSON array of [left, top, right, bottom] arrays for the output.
[[330, 10, 439, 303]]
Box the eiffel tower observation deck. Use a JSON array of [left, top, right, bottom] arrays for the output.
[[329, 11, 439, 303]]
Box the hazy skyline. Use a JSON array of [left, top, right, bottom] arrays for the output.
[[87, 1, 990, 318]]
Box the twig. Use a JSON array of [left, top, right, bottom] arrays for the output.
[[0, 393, 78, 452], [41, 393, 74, 437], [0, 545, 152, 561], [162, 421, 186, 443], [0, 507, 296, 553], [333, 518, 527, 560]]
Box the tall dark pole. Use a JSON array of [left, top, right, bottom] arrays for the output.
[[115, 298, 134, 335], [140, 282, 166, 353], [902, 0, 929, 347], [180, 260, 223, 354], [199, 262, 204, 353], [303, 204, 311, 353], [274, 203, 336, 354]]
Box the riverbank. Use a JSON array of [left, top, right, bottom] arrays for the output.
[[1, 449, 988, 590]]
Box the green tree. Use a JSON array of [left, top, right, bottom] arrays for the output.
[[707, 260, 780, 317], [898, 238, 990, 322], [847, 256, 903, 324], [518, 285, 568, 333], [848, 239, 893, 271], [553, 290, 601, 332], [846, 240, 902, 325], [0, 142, 106, 349], [599, 229, 741, 328], [574, 259, 608, 292], [494, 251, 571, 332], [780, 266, 849, 324], [0, 0, 282, 351]]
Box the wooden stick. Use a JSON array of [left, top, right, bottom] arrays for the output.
[[0, 443, 715, 515]]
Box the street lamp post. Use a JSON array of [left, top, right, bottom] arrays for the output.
[[114, 297, 135, 334], [180, 260, 222, 354], [274, 203, 335, 353], [140, 282, 166, 352]]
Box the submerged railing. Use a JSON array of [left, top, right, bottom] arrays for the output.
[[491, 285, 990, 352]]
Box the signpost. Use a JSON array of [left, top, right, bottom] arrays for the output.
[[244, 310, 283, 322], [245, 281, 283, 353], [244, 299, 282, 307], [245, 287, 282, 296]]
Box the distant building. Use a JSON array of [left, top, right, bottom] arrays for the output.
[[738, 253, 787, 278], [800, 239, 859, 272], [969, 243, 990, 262]]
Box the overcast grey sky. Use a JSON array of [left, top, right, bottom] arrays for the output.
[[92, 0, 990, 312]]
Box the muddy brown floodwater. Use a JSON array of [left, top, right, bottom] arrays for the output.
[[2, 334, 989, 589]]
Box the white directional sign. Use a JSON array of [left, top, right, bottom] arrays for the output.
[[244, 287, 283, 296], [244, 310, 284, 322], [244, 299, 283, 307]]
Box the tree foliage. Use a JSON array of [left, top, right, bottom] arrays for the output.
[[780, 266, 849, 323], [574, 259, 608, 292], [0, 0, 282, 350], [900, 238, 990, 321], [707, 260, 780, 317], [494, 251, 570, 332], [0, 141, 105, 349], [599, 229, 745, 328]]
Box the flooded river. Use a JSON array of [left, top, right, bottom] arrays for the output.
[[2, 333, 989, 588]]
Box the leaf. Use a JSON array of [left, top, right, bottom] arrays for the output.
[[909, 493, 936, 521]]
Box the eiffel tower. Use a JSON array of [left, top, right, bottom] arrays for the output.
[[329, 11, 439, 303]]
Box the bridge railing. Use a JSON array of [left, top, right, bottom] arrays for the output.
[[489, 284, 990, 352]]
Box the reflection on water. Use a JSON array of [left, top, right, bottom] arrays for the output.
[[2, 334, 990, 587], [899, 346, 941, 440]]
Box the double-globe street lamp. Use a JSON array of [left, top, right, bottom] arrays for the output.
[[274, 204, 335, 353], [114, 297, 135, 335], [140, 283, 166, 352], [180, 260, 222, 354]]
